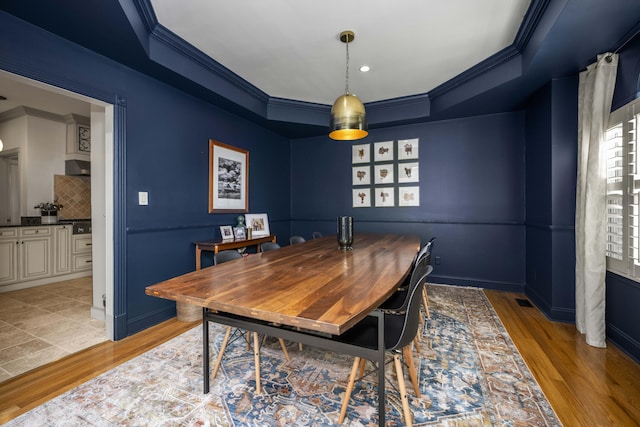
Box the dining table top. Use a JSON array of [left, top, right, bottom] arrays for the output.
[[146, 233, 420, 335]]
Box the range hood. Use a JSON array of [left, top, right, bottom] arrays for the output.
[[65, 159, 91, 176]]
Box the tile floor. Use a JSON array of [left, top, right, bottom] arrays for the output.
[[0, 277, 107, 382]]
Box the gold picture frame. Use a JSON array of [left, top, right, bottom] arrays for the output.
[[209, 139, 249, 213]]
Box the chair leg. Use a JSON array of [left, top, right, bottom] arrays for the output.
[[422, 286, 430, 318], [393, 354, 413, 427], [357, 358, 366, 380], [413, 336, 421, 353], [278, 338, 291, 361], [253, 332, 261, 394], [403, 346, 421, 398], [212, 326, 232, 379], [338, 357, 361, 424]]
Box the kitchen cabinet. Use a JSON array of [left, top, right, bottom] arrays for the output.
[[53, 225, 72, 276], [19, 226, 52, 281], [72, 234, 92, 272], [0, 228, 18, 285], [0, 225, 92, 290]]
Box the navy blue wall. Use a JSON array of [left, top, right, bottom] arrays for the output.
[[291, 113, 526, 291], [0, 12, 291, 337], [524, 77, 577, 322], [523, 37, 640, 362]]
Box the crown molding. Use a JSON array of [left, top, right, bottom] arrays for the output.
[[126, 0, 549, 131], [514, 0, 551, 51]]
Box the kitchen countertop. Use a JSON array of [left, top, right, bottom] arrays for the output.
[[1, 219, 91, 228]]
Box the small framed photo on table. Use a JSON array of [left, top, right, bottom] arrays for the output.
[[220, 225, 234, 240], [233, 227, 246, 240]]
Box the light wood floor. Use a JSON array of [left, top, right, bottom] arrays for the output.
[[485, 290, 640, 426], [1, 290, 639, 425]]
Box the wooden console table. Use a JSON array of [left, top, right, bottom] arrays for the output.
[[194, 235, 276, 270]]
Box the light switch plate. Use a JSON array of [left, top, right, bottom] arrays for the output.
[[138, 191, 148, 206]]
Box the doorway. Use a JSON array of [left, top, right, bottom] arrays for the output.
[[0, 72, 115, 379], [0, 149, 19, 225]]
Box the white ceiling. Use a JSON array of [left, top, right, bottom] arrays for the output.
[[0, 0, 530, 118], [150, 0, 531, 105], [0, 71, 92, 118]]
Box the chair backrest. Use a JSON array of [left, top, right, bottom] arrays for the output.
[[390, 254, 432, 312], [416, 237, 435, 264], [388, 280, 425, 351], [289, 235, 306, 245], [214, 249, 243, 265], [261, 241, 281, 251], [387, 264, 432, 351], [312, 231, 323, 239], [425, 237, 435, 265]]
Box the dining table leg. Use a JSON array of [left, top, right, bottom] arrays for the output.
[[376, 311, 385, 427], [203, 308, 210, 394]]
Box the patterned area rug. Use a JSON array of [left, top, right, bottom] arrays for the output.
[[6, 285, 561, 426]]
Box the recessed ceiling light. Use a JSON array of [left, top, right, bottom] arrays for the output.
[[359, 65, 370, 72]]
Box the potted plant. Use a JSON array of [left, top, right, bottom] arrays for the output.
[[34, 200, 63, 224]]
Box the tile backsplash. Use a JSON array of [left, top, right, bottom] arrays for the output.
[[54, 175, 91, 219]]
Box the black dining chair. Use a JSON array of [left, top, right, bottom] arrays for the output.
[[289, 235, 306, 245], [211, 250, 290, 394], [213, 249, 243, 265], [335, 257, 428, 426], [380, 238, 434, 314], [260, 241, 281, 251]]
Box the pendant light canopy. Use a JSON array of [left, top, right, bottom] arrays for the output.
[[330, 31, 368, 141]]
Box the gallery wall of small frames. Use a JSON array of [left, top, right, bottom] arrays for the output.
[[351, 138, 420, 208]]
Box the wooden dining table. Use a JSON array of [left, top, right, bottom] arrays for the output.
[[146, 233, 420, 426]]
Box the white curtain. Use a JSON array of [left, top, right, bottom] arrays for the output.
[[575, 53, 618, 348]]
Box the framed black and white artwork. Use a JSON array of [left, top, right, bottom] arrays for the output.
[[209, 139, 248, 213]]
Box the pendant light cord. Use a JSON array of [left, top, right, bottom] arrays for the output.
[[345, 38, 350, 94]]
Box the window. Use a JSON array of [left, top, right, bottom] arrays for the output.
[[606, 97, 640, 277]]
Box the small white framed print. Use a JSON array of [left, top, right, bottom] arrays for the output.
[[375, 187, 395, 207], [398, 186, 420, 207], [220, 225, 234, 240], [374, 164, 395, 184], [353, 188, 371, 207], [398, 162, 419, 183], [352, 143, 370, 164], [374, 141, 394, 162], [352, 165, 371, 185], [398, 138, 419, 160]]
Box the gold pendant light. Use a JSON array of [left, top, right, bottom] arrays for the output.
[[330, 30, 368, 140]]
